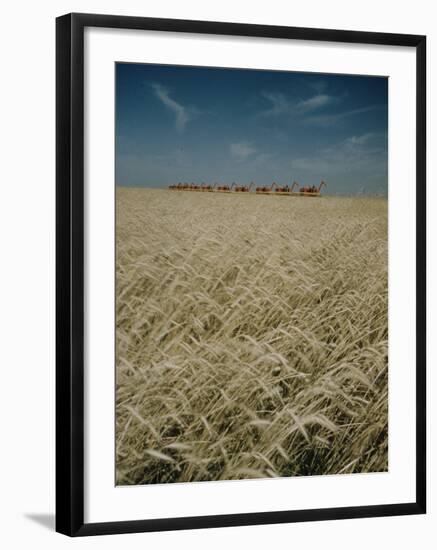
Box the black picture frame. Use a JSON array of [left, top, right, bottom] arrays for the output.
[[56, 12, 426, 537]]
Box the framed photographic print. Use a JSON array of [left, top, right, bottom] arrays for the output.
[[56, 13, 426, 536]]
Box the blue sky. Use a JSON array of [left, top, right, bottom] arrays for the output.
[[116, 63, 388, 195]]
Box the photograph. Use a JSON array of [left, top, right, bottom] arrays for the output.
[[115, 62, 389, 486]]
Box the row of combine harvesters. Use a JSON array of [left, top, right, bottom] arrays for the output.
[[168, 180, 326, 196]]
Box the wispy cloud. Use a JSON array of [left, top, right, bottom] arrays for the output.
[[290, 132, 387, 186], [151, 83, 190, 132], [230, 141, 257, 161], [296, 94, 333, 113], [306, 105, 386, 126], [346, 133, 376, 146], [260, 92, 336, 117], [306, 79, 329, 94], [261, 92, 291, 117], [259, 90, 385, 127]]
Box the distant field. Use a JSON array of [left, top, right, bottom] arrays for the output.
[[116, 187, 388, 485]]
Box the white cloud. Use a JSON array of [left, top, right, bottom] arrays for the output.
[[290, 133, 387, 184], [306, 105, 386, 126], [296, 94, 332, 113], [260, 92, 291, 116], [151, 83, 190, 132], [346, 133, 375, 146], [230, 142, 257, 160], [307, 79, 328, 94], [259, 91, 386, 127], [260, 91, 335, 117]]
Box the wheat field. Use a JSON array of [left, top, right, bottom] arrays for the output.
[[116, 187, 388, 485]]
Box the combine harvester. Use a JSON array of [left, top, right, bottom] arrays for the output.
[[169, 182, 195, 191], [256, 181, 302, 196], [255, 182, 277, 195], [168, 182, 181, 190], [189, 182, 202, 191], [216, 182, 236, 193], [200, 182, 216, 192], [273, 181, 300, 196], [235, 182, 254, 193], [298, 181, 326, 197], [168, 180, 327, 196]]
